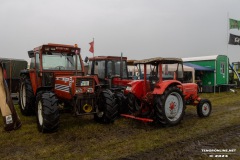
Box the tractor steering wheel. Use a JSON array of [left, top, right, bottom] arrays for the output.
[[55, 66, 65, 70]]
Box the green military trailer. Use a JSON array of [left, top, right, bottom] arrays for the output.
[[0, 58, 28, 99], [183, 55, 231, 93]]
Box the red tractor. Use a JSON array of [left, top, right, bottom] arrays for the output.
[[122, 57, 212, 126], [19, 43, 118, 132], [87, 56, 133, 113]]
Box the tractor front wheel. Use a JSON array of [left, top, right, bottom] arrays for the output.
[[197, 99, 212, 117], [19, 75, 35, 116], [36, 91, 59, 133], [94, 89, 118, 123], [154, 86, 185, 126]]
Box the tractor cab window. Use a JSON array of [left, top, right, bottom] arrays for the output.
[[87, 61, 92, 75], [29, 53, 40, 70], [36, 53, 40, 70], [161, 63, 184, 81], [107, 61, 113, 77], [42, 52, 82, 71], [177, 63, 184, 81], [94, 61, 105, 79], [148, 64, 159, 90], [30, 57, 34, 69], [162, 64, 175, 80], [107, 60, 128, 79], [114, 61, 128, 79]]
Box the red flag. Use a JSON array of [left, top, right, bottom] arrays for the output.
[[89, 41, 94, 53]]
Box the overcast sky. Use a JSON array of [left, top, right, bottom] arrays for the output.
[[1, 0, 240, 63]]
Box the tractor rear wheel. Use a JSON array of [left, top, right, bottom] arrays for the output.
[[36, 91, 59, 133], [197, 99, 212, 117], [94, 89, 118, 123], [127, 93, 141, 113], [115, 92, 128, 114], [154, 86, 185, 126], [19, 75, 35, 116]]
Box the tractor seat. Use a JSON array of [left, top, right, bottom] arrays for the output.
[[149, 76, 159, 90]]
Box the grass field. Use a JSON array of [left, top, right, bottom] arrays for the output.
[[0, 90, 239, 160]]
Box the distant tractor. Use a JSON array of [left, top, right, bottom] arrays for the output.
[[19, 43, 118, 132], [122, 57, 212, 126], [87, 56, 133, 113]]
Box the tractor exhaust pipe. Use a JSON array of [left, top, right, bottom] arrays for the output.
[[120, 52, 123, 79]]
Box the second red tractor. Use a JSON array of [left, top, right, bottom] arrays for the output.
[[122, 57, 212, 126]]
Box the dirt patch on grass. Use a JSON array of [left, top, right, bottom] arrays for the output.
[[120, 125, 240, 160]]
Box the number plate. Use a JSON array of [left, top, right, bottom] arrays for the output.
[[81, 81, 89, 86]]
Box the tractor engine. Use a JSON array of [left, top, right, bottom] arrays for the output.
[[54, 76, 96, 115]]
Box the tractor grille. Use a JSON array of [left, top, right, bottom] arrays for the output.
[[76, 78, 93, 87]]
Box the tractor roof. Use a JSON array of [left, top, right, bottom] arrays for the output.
[[134, 57, 182, 65], [33, 43, 80, 52], [89, 56, 127, 61], [127, 60, 137, 65]]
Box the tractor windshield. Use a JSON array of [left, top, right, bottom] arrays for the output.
[[161, 63, 184, 81], [42, 52, 82, 71], [138, 62, 184, 81]]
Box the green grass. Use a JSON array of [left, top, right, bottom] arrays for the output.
[[0, 90, 239, 159]]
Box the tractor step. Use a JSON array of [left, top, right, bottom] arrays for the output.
[[120, 114, 153, 123]]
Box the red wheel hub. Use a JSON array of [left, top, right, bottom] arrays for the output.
[[204, 106, 207, 111], [169, 102, 175, 110]]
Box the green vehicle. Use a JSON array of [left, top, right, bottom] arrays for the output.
[[183, 55, 231, 92]]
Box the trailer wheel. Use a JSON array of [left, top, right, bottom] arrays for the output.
[[36, 91, 59, 133], [94, 89, 118, 123], [127, 93, 141, 113], [154, 86, 185, 126], [197, 99, 212, 117], [115, 92, 128, 114], [19, 75, 35, 116]]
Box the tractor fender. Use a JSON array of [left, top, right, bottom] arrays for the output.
[[152, 80, 182, 95]]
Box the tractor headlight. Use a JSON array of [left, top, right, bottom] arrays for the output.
[[126, 86, 132, 91], [87, 88, 93, 93], [76, 88, 83, 94]]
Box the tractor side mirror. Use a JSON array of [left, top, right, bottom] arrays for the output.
[[84, 56, 89, 63], [28, 50, 34, 58]]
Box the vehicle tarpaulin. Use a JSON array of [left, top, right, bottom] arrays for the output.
[[183, 62, 214, 71]]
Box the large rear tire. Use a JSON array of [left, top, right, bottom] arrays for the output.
[[154, 86, 185, 126], [197, 99, 212, 117], [36, 91, 59, 133], [19, 75, 35, 116], [94, 89, 118, 123]]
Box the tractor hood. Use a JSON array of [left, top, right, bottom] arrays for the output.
[[126, 80, 150, 99]]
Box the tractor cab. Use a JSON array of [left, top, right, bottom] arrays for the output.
[[88, 56, 132, 89]]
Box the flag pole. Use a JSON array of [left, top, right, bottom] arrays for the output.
[[93, 38, 94, 57], [227, 12, 229, 57]]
